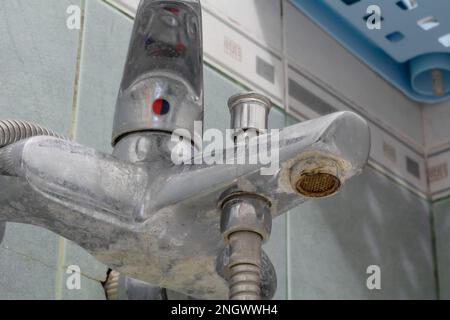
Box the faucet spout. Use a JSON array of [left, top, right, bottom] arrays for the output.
[[112, 0, 204, 149]]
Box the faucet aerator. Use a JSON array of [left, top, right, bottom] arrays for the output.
[[295, 173, 341, 198], [290, 155, 346, 198]]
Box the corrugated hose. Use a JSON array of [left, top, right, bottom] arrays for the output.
[[0, 120, 64, 175], [0, 120, 64, 148]]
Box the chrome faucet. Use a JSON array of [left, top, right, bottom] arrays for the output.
[[0, 0, 370, 300]]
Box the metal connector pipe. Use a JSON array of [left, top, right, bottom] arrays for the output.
[[228, 231, 263, 300], [221, 196, 272, 300]]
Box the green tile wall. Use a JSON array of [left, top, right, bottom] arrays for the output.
[[0, 0, 440, 300]]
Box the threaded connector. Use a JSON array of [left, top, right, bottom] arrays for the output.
[[229, 263, 261, 300], [220, 195, 272, 300], [227, 230, 263, 300], [104, 270, 121, 300]]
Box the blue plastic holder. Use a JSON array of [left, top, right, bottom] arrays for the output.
[[290, 0, 450, 103]]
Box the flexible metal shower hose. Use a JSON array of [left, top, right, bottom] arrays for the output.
[[0, 120, 64, 148], [0, 120, 64, 176]]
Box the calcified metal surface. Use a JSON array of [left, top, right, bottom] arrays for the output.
[[0, 111, 370, 299]]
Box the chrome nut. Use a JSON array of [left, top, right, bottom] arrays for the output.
[[220, 195, 272, 243]]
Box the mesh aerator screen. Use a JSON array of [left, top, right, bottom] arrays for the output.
[[296, 173, 341, 198]]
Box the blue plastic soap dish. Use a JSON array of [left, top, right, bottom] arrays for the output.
[[290, 0, 450, 103]]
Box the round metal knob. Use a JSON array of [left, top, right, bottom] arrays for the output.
[[227, 92, 272, 140]]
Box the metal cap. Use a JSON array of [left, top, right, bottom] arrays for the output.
[[227, 92, 272, 139]]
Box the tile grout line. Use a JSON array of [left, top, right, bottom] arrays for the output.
[[280, 0, 289, 116], [432, 193, 450, 204], [366, 161, 426, 199], [69, 0, 87, 141], [54, 237, 67, 300], [55, 0, 87, 300], [102, 0, 135, 20], [421, 104, 431, 197], [421, 103, 441, 300], [1, 245, 61, 272], [428, 203, 441, 300], [422, 103, 442, 300], [286, 214, 291, 300], [280, 0, 291, 300]]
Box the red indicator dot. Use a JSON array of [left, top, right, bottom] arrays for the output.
[[153, 99, 170, 115], [176, 42, 186, 53], [164, 7, 179, 14]]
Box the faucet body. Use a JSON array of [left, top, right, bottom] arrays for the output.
[[0, 0, 371, 299], [0, 112, 369, 299]]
